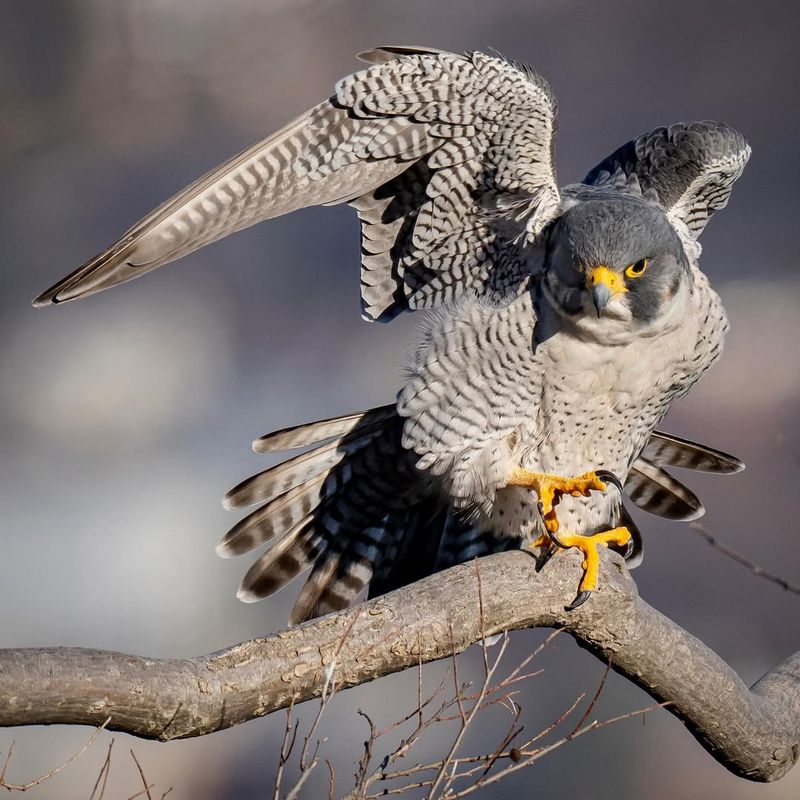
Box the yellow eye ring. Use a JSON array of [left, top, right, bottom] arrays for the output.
[[625, 258, 650, 278]]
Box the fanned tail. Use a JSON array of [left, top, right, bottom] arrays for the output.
[[220, 406, 744, 621], [220, 404, 442, 623]]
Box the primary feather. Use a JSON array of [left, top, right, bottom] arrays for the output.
[[34, 47, 560, 321]]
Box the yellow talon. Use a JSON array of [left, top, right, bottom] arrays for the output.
[[549, 527, 632, 593], [510, 467, 628, 608], [507, 468, 613, 532]]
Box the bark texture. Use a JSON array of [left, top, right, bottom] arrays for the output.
[[1, 550, 797, 782]]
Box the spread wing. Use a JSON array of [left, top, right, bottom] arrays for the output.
[[34, 46, 561, 321], [581, 121, 750, 247]]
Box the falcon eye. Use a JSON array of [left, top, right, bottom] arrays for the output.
[[625, 258, 650, 278]]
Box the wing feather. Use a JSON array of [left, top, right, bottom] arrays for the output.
[[582, 121, 750, 245], [35, 47, 561, 321]]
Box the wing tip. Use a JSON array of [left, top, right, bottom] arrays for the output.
[[31, 284, 65, 308], [682, 504, 706, 523], [706, 454, 746, 475], [215, 537, 236, 558], [356, 45, 451, 64], [222, 493, 239, 512], [252, 438, 271, 454], [236, 585, 263, 604], [31, 294, 53, 309]]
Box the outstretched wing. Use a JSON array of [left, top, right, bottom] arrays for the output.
[[34, 46, 561, 321], [582, 121, 750, 246]]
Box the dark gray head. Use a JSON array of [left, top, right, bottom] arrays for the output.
[[544, 195, 690, 324]]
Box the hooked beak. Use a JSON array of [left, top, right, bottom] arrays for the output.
[[586, 266, 627, 317]]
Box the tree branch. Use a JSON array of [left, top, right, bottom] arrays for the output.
[[1, 550, 798, 782]]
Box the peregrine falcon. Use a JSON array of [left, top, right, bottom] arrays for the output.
[[34, 46, 748, 616]]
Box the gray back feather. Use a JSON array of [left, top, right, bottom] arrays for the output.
[[582, 121, 750, 241]]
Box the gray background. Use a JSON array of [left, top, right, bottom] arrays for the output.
[[1, 0, 799, 797]]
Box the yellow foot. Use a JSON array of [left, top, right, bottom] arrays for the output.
[[545, 527, 632, 611], [507, 468, 622, 532]]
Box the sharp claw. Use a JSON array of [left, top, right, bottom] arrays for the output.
[[595, 470, 623, 493], [549, 529, 569, 549], [565, 589, 592, 612], [535, 547, 556, 572], [623, 537, 635, 559], [537, 501, 544, 516]]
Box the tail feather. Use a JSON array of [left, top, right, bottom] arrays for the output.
[[236, 515, 323, 603], [369, 500, 449, 598], [294, 525, 389, 623], [289, 551, 342, 625], [643, 431, 744, 474], [217, 474, 328, 557], [224, 432, 375, 511], [253, 404, 395, 453], [225, 407, 396, 511], [626, 460, 704, 521], [225, 404, 420, 622], [435, 513, 521, 571]]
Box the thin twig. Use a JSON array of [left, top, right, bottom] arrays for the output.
[[379, 688, 583, 789], [430, 569, 510, 798], [284, 761, 319, 800], [519, 692, 585, 750], [689, 521, 800, 596], [0, 717, 110, 792], [480, 715, 523, 777], [374, 672, 449, 737], [127, 787, 157, 800], [299, 662, 335, 771], [0, 742, 14, 785], [569, 662, 611, 736], [129, 750, 153, 800], [89, 738, 114, 800], [366, 778, 434, 798], [326, 758, 335, 800], [353, 709, 376, 799], [273, 698, 297, 800], [445, 703, 667, 798], [283, 611, 364, 799], [449, 622, 468, 727], [417, 633, 424, 732]]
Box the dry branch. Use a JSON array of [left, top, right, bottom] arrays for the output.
[[1, 550, 798, 782]]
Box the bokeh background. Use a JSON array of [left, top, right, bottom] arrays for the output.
[[1, 0, 799, 797]]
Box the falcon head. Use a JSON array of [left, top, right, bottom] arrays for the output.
[[544, 195, 690, 324]]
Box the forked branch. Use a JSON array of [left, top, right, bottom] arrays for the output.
[[0, 550, 798, 782]]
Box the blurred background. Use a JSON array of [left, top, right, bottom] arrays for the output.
[[1, 0, 799, 796]]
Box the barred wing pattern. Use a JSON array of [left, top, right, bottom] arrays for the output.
[[397, 295, 543, 508], [34, 46, 561, 321], [582, 121, 751, 246]]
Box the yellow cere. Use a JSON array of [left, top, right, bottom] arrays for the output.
[[586, 265, 628, 295]]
